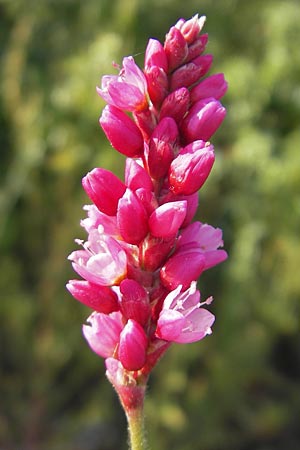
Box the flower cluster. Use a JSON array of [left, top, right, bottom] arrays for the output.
[[67, 15, 227, 390]]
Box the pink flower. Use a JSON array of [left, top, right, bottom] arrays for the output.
[[175, 14, 206, 44], [155, 282, 215, 343], [83, 311, 123, 358], [117, 189, 149, 245], [82, 168, 126, 216], [80, 205, 119, 237], [148, 117, 179, 179], [145, 39, 168, 72], [148, 200, 187, 239], [118, 319, 148, 371], [160, 243, 206, 291], [164, 26, 188, 71], [169, 140, 215, 195], [190, 73, 228, 102], [66, 279, 119, 313], [159, 87, 190, 124], [68, 231, 127, 286], [100, 105, 144, 157], [125, 158, 154, 193], [97, 56, 148, 112], [170, 54, 213, 92], [119, 279, 150, 326], [181, 97, 226, 142]]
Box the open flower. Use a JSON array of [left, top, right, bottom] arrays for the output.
[[97, 56, 149, 112], [68, 231, 127, 286], [155, 282, 215, 343]]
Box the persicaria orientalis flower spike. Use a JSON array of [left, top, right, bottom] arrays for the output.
[[67, 14, 228, 419]]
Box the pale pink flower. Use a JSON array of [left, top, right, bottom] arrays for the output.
[[68, 231, 127, 286], [156, 282, 215, 343], [83, 311, 123, 358]]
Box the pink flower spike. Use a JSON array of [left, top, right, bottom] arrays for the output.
[[82, 311, 123, 358], [97, 56, 148, 112], [82, 168, 126, 216], [66, 280, 119, 313], [181, 97, 226, 142], [160, 244, 206, 291], [169, 140, 215, 195], [145, 39, 168, 72], [164, 26, 188, 72], [156, 282, 215, 343], [119, 279, 150, 326], [68, 232, 127, 286], [170, 54, 213, 92], [149, 201, 187, 239], [100, 105, 144, 157], [190, 73, 228, 103], [117, 189, 149, 245], [118, 319, 148, 371]]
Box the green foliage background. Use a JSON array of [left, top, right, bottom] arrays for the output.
[[1, 0, 299, 449]]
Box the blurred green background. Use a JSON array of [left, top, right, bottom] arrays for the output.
[[1, 0, 300, 449]]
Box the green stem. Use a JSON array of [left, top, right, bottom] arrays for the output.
[[126, 405, 146, 450]]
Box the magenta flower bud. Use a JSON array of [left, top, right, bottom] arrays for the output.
[[181, 97, 226, 142], [66, 279, 119, 313], [118, 319, 148, 371], [83, 311, 123, 358], [68, 232, 127, 286], [145, 66, 169, 108], [139, 235, 175, 272], [133, 109, 156, 140], [149, 201, 187, 239], [119, 279, 150, 326], [100, 105, 144, 157], [145, 39, 168, 72], [190, 73, 228, 102], [185, 34, 208, 63], [97, 56, 148, 112], [159, 87, 190, 124], [175, 14, 206, 44], [148, 117, 179, 179], [169, 141, 215, 195], [156, 281, 215, 343], [164, 26, 188, 72], [117, 189, 149, 245], [125, 158, 154, 193], [82, 168, 126, 216], [160, 244, 206, 291], [135, 188, 158, 216], [170, 54, 213, 92], [161, 192, 199, 227]]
